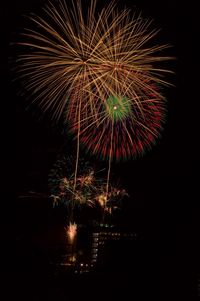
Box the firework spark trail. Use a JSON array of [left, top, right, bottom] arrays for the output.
[[102, 118, 114, 224], [73, 97, 81, 196]]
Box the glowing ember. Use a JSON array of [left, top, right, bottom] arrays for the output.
[[66, 222, 77, 243], [97, 193, 108, 208]]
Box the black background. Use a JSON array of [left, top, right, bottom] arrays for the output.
[[2, 0, 200, 299]]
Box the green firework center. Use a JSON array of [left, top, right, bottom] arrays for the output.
[[105, 95, 132, 121]]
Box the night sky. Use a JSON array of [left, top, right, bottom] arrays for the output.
[[3, 0, 200, 299]]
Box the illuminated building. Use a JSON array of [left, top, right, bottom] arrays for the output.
[[90, 228, 138, 271], [51, 225, 138, 274]]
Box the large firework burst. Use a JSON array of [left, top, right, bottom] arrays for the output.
[[16, 0, 173, 161], [69, 83, 166, 160]]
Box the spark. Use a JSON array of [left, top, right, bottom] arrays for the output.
[[97, 193, 108, 208], [66, 222, 77, 243]]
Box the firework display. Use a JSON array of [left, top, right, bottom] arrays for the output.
[[15, 0, 173, 234], [70, 88, 166, 160], [48, 155, 128, 223], [48, 155, 97, 209], [16, 0, 172, 161]]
